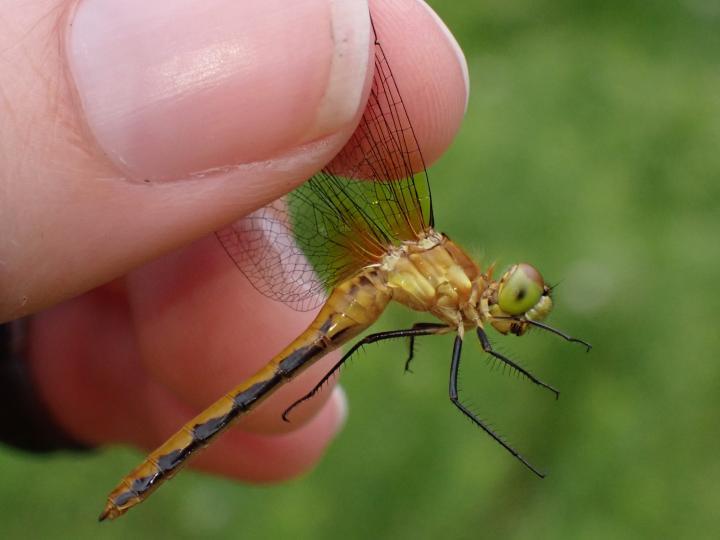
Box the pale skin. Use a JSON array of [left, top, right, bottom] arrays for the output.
[[0, 0, 469, 483]]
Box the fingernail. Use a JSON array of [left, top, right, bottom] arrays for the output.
[[330, 386, 348, 434], [66, 0, 370, 181]]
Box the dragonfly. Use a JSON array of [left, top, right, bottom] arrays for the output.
[[99, 14, 590, 522]]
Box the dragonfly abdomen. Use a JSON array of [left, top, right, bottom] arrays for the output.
[[99, 269, 391, 521]]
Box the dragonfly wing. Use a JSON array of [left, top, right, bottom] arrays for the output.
[[216, 201, 328, 311], [217, 28, 434, 311]]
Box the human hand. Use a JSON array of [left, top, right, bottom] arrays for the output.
[[0, 0, 468, 483]]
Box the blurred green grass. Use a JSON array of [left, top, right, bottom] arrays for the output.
[[3, 1, 720, 538]]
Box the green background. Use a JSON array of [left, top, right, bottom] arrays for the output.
[[2, 1, 719, 538]]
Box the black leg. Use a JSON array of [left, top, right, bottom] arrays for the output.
[[523, 320, 592, 352], [449, 335, 545, 478], [476, 327, 559, 400], [282, 325, 449, 421], [404, 322, 450, 373]]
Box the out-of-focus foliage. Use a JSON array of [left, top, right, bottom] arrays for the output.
[[2, 1, 719, 538]]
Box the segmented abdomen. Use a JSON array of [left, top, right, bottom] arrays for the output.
[[99, 269, 390, 520]]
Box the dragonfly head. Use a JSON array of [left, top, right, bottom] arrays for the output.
[[488, 263, 553, 336]]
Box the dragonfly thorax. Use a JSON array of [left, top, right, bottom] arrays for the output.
[[379, 232, 553, 335], [380, 230, 488, 328]]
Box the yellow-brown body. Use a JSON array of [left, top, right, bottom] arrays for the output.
[[99, 266, 391, 520], [383, 231, 486, 332], [100, 231, 546, 520]]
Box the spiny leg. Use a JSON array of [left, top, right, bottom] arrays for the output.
[[404, 322, 451, 373], [283, 325, 448, 421], [448, 335, 545, 478], [476, 327, 559, 400], [523, 319, 592, 352]]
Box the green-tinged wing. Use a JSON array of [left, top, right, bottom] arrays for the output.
[[216, 25, 433, 311]]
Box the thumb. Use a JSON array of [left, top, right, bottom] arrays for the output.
[[0, 0, 371, 320]]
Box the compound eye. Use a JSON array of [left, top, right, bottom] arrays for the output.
[[498, 263, 545, 316]]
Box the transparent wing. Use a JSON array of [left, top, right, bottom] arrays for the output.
[[217, 23, 434, 311]]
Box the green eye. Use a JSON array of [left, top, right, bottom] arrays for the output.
[[498, 263, 545, 316]]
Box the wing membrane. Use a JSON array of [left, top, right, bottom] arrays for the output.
[[217, 24, 434, 311]]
